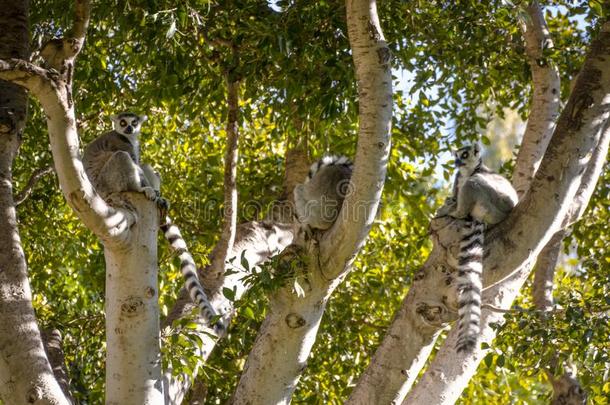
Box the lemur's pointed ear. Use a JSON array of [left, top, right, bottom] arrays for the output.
[[110, 114, 119, 121], [141, 115, 148, 122], [474, 142, 481, 153]]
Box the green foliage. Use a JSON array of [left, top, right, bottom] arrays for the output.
[[13, 0, 606, 403]]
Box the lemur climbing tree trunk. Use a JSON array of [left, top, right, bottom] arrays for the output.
[[0, 1, 168, 403], [229, 0, 391, 402], [349, 4, 610, 404], [0, 1, 70, 403]]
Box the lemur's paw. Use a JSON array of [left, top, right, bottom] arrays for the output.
[[142, 187, 157, 201]]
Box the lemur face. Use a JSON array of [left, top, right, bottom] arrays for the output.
[[454, 143, 481, 169], [111, 112, 148, 136]]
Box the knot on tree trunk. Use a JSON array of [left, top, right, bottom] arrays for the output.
[[285, 312, 307, 329], [120, 296, 145, 317]]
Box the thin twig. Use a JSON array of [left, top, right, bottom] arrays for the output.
[[14, 165, 54, 205]]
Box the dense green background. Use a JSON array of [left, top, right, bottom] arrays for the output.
[[13, 0, 609, 403]]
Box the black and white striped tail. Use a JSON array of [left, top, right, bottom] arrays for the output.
[[306, 155, 353, 182], [161, 218, 223, 332], [456, 220, 485, 353]]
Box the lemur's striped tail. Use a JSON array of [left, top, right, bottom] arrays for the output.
[[161, 218, 223, 332], [456, 220, 485, 353]]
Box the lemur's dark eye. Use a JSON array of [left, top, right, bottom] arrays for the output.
[[461, 152, 469, 159], [120, 119, 127, 127], [131, 119, 138, 126]]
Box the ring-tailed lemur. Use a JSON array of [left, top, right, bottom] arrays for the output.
[[83, 112, 163, 206], [83, 112, 221, 331], [437, 143, 518, 353], [293, 155, 353, 232]]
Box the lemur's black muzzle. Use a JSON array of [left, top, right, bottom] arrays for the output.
[[125, 126, 134, 134]]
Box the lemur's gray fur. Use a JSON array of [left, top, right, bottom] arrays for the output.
[[83, 112, 222, 332], [437, 143, 518, 353], [293, 156, 353, 232], [83, 112, 163, 205]]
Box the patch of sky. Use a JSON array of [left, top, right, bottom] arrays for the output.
[[392, 3, 589, 191]]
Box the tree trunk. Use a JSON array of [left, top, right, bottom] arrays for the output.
[[532, 231, 587, 404], [163, 144, 304, 405], [0, 0, 169, 397], [209, 76, 240, 284], [230, 0, 392, 402], [41, 329, 74, 403], [0, 0, 70, 403], [104, 194, 163, 404], [230, 256, 332, 404], [346, 219, 458, 405]]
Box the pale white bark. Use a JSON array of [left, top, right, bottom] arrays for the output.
[[0, 133, 71, 405], [512, 1, 561, 198], [403, 20, 610, 403], [403, 273, 521, 404], [321, 0, 392, 277], [346, 218, 460, 405], [484, 20, 610, 287], [230, 0, 391, 402], [531, 231, 587, 404], [532, 230, 563, 312], [164, 147, 304, 405], [105, 193, 163, 404], [230, 263, 333, 404], [41, 329, 74, 403]]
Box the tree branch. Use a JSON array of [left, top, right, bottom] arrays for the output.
[[530, 231, 588, 404], [41, 329, 74, 404], [486, 19, 610, 286], [14, 165, 54, 205], [512, 1, 561, 198], [0, 37, 136, 244], [209, 76, 240, 288], [321, 0, 392, 279], [163, 144, 305, 404], [230, 2, 391, 402], [0, 1, 71, 402], [532, 230, 563, 311], [39, 0, 90, 72], [70, 0, 90, 49], [0, 59, 56, 91]]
